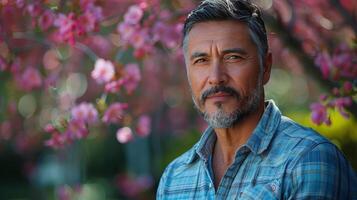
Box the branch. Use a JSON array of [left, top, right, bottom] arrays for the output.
[[329, 0, 357, 33], [263, 13, 357, 118]]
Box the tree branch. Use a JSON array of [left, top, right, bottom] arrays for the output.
[[263, 13, 357, 118], [329, 0, 357, 33]]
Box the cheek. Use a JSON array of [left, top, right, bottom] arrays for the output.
[[187, 70, 206, 94]]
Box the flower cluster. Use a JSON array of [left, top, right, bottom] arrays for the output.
[[116, 173, 153, 198], [44, 102, 98, 148], [314, 44, 357, 80], [310, 43, 356, 125], [310, 82, 354, 125], [117, 4, 182, 58], [25, 1, 103, 45]]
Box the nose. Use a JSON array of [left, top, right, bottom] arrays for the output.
[[208, 61, 228, 86]]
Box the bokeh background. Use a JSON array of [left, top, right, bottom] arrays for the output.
[[0, 0, 356, 199]]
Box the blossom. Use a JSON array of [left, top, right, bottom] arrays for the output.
[[65, 120, 89, 139], [38, 10, 54, 31], [310, 103, 330, 125], [71, 102, 98, 123], [116, 174, 153, 198], [78, 4, 103, 32], [104, 79, 125, 93], [91, 58, 115, 84], [53, 13, 78, 44], [0, 56, 7, 71], [0, 121, 12, 140], [124, 5, 143, 24], [314, 52, 332, 79], [20, 67, 42, 91], [44, 132, 67, 149], [102, 103, 129, 124], [116, 127, 133, 143], [343, 81, 353, 93], [152, 22, 182, 48], [123, 63, 141, 94], [136, 115, 151, 137], [26, 3, 42, 17], [117, 22, 138, 41], [332, 97, 352, 119], [131, 29, 149, 48]]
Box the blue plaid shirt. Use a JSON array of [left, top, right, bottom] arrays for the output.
[[157, 100, 357, 199]]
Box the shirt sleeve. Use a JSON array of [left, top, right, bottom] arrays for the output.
[[288, 142, 357, 200], [156, 165, 169, 200]]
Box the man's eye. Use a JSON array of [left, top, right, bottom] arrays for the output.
[[193, 58, 207, 64], [225, 55, 242, 60]]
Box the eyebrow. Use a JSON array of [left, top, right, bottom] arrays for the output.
[[190, 52, 208, 61], [189, 48, 248, 60], [222, 48, 248, 55]]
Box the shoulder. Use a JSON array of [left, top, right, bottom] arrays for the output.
[[267, 116, 333, 165], [274, 117, 357, 199], [278, 116, 330, 145], [157, 143, 201, 192]]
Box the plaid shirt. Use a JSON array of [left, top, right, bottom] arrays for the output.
[[157, 100, 357, 199]]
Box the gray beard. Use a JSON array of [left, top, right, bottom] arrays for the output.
[[193, 84, 262, 129]]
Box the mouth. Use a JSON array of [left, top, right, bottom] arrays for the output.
[[200, 86, 240, 105], [206, 92, 232, 101]]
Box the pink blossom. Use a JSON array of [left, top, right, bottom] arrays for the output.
[[331, 45, 357, 79], [314, 52, 332, 79], [116, 127, 133, 143], [54, 13, 78, 44], [78, 5, 103, 32], [0, 121, 12, 140], [102, 103, 128, 124], [343, 81, 353, 93], [116, 174, 153, 198], [26, 3, 42, 17], [0, 56, 7, 71], [65, 120, 89, 139], [15, 0, 25, 8], [10, 59, 21, 74], [44, 124, 56, 133], [117, 22, 138, 41], [124, 5, 143, 24], [104, 79, 125, 93], [38, 10, 54, 31], [20, 67, 42, 91], [91, 58, 115, 84], [123, 63, 141, 94], [152, 22, 182, 48], [332, 97, 352, 119], [136, 115, 151, 137], [310, 103, 330, 125], [130, 29, 149, 48], [319, 94, 328, 101], [71, 102, 98, 123], [44, 133, 67, 149]]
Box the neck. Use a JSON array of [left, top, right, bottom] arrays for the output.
[[213, 100, 265, 165]]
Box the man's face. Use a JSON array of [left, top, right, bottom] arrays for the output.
[[185, 20, 270, 128]]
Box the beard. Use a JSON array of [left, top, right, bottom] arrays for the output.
[[192, 84, 262, 129]]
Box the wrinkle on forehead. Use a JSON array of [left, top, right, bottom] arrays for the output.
[[186, 21, 255, 55]]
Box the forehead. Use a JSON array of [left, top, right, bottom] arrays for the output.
[[186, 20, 254, 53]]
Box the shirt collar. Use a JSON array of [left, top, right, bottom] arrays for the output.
[[244, 100, 281, 155], [184, 99, 281, 164]]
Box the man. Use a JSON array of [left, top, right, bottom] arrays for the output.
[[157, 0, 357, 199]]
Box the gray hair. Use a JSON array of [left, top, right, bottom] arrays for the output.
[[182, 0, 268, 68]]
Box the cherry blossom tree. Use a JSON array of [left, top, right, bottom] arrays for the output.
[[0, 0, 356, 198]]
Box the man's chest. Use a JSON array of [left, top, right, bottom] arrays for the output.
[[163, 153, 289, 200]]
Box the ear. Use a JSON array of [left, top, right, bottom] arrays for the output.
[[262, 52, 272, 85]]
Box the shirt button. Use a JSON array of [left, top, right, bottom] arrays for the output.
[[209, 183, 213, 188]]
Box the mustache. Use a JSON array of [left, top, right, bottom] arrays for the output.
[[200, 86, 240, 103]]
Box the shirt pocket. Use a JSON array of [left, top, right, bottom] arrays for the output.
[[236, 179, 281, 200]]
